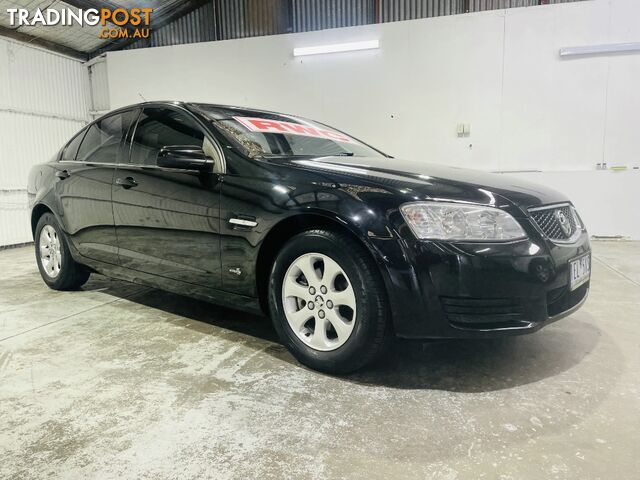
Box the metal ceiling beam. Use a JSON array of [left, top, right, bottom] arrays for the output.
[[0, 25, 87, 61], [88, 0, 211, 58]]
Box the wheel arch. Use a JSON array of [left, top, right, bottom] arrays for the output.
[[30, 203, 54, 238], [255, 212, 391, 314]]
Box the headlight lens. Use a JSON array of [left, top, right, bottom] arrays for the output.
[[400, 202, 527, 241]]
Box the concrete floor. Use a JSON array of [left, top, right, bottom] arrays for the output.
[[1, 242, 639, 479]]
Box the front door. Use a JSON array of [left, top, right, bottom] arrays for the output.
[[112, 106, 222, 288]]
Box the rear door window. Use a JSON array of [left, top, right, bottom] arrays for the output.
[[76, 110, 139, 164]]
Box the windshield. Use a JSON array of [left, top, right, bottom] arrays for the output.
[[195, 107, 385, 159]]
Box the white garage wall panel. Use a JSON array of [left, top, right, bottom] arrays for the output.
[[0, 38, 90, 247], [88, 57, 111, 118], [511, 170, 640, 240], [106, 0, 640, 238]]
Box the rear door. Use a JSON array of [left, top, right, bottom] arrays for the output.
[[112, 106, 223, 288], [56, 109, 138, 264]]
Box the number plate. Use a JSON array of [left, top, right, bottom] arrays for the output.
[[569, 253, 591, 291]]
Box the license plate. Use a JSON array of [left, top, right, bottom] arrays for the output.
[[569, 253, 591, 291]]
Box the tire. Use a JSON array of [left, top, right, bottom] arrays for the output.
[[268, 229, 389, 374], [35, 212, 90, 290]]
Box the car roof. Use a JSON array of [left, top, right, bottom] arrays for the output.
[[187, 103, 296, 120], [107, 101, 297, 120]]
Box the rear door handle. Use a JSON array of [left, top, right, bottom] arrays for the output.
[[115, 176, 138, 189], [55, 170, 70, 180]]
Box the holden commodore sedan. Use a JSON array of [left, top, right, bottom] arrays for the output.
[[27, 101, 591, 373]]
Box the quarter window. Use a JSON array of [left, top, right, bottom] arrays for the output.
[[76, 110, 138, 164], [61, 130, 86, 161], [129, 108, 205, 166]]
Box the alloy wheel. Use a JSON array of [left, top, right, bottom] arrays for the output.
[[39, 225, 62, 278], [282, 252, 357, 351]]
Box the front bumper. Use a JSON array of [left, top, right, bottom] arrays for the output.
[[372, 228, 591, 339]]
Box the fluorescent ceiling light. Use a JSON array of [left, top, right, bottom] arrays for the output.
[[560, 42, 640, 57], [293, 40, 379, 57]]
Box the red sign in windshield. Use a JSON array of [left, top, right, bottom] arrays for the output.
[[234, 117, 357, 144]]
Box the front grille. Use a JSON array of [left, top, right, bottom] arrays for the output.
[[529, 205, 578, 241]]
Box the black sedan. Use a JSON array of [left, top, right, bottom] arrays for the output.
[[27, 101, 591, 373]]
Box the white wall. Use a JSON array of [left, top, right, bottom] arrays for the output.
[[107, 0, 639, 169], [105, 0, 640, 239], [88, 56, 111, 119], [0, 38, 91, 247], [510, 170, 640, 239]]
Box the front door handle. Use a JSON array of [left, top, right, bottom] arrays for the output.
[[55, 170, 70, 180], [115, 176, 138, 189]]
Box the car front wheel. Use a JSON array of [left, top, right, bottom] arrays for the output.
[[269, 229, 389, 374]]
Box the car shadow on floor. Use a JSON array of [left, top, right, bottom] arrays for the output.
[[84, 276, 602, 393], [348, 321, 601, 392], [81, 275, 280, 342]]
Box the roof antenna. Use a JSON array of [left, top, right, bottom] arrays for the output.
[[138, 92, 147, 102]]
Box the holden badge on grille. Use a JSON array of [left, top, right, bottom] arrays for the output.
[[555, 209, 572, 237]]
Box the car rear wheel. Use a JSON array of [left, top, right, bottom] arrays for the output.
[[269, 229, 389, 374], [35, 213, 90, 290]]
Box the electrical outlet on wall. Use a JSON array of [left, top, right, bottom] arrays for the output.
[[457, 123, 471, 137]]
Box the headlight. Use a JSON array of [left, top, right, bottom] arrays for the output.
[[400, 202, 527, 241]]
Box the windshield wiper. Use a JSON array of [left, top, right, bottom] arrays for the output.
[[334, 152, 354, 156]]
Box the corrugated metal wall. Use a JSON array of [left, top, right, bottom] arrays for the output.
[[381, 0, 463, 22], [0, 190, 33, 247], [468, 0, 536, 11], [88, 57, 110, 118], [125, 0, 292, 48], [0, 37, 90, 247], [292, 0, 375, 32], [216, 0, 292, 40], [122, 0, 585, 48], [126, 2, 218, 50]]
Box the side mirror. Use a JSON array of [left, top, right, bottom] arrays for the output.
[[157, 145, 212, 171]]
